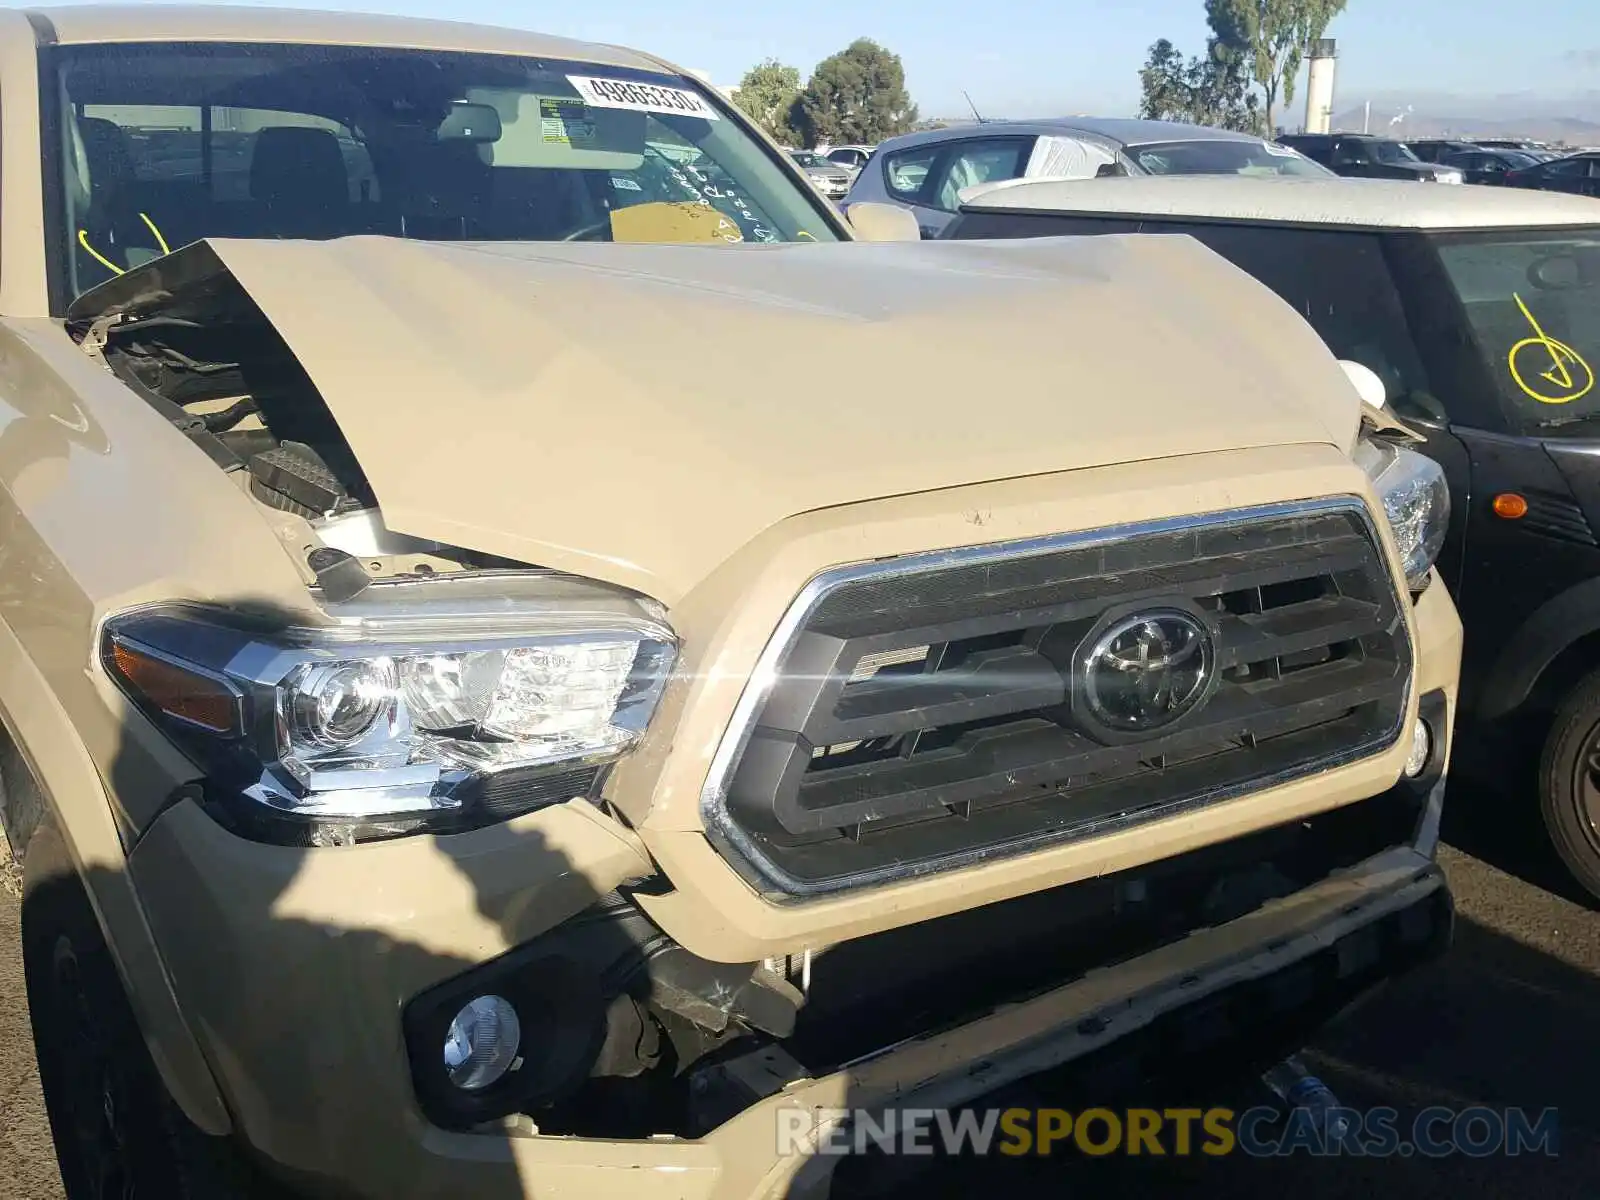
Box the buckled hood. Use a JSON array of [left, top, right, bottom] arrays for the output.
[[70, 234, 1359, 605]]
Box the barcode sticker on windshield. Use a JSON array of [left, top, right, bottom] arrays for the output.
[[566, 75, 721, 120]]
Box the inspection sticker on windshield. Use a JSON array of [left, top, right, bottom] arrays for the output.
[[566, 76, 720, 120], [1262, 142, 1298, 156], [537, 96, 597, 144]]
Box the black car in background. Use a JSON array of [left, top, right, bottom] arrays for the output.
[[944, 174, 1600, 902], [1504, 152, 1600, 198], [1439, 147, 1541, 185], [1407, 138, 1480, 163], [1278, 133, 1465, 183]]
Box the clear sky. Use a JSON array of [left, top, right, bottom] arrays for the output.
[[53, 0, 1600, 118]]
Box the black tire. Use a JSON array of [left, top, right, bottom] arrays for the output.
[[1538, 668, 1600, 902], [21, 869, 285, 1199]]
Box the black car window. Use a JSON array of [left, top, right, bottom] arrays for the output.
[[1288, 139, 1333, 164], [1331, 139, 1371, 165], [1433, 229, 1600, 434], [882, 144, 940, 202], [1136, 221, 1433, 413], [1546, 157, 1591, 178], [930, 138, 1033, 211]]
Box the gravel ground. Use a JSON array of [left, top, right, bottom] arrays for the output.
[[0, 834, 63, 1200], [0, 780, 1595, 1199]]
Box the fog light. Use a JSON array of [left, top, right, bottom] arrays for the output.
[[443, 996, 521, 1091], [1404, 717, 1432, 778]]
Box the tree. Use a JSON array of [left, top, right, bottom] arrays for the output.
[[1138, 39, 1194, 124], [1138, 37, 1260, 133], [733, 59, 803, 145], [1205, 0, 1346, 133], [793, 39, 919, 148]]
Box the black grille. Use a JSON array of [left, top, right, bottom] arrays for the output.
[[704, 500, 1411, 897]]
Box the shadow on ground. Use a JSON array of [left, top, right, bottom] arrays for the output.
[[878, 909, 1599, 1199]]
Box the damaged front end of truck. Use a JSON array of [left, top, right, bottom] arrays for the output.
[[54, 232, 1459, 1198]]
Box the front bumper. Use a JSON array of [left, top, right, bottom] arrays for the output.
[[130, 799, 1449, 1200]]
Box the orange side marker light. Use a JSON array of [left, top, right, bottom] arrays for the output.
[[1492, 493, 1529, 520]]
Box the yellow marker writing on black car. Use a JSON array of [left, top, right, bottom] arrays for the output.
[[1508, 291, 1595, 404]]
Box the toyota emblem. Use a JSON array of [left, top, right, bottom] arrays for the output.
[[1082, 609, 1214, 733]]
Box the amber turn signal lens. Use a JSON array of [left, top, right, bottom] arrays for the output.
[[108, 641, 241, 735], [1492, 493, 1529, 520]]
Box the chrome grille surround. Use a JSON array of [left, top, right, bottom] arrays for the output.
[[699, 497, 1415, 900]]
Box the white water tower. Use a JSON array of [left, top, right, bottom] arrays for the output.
[[1304, 39, 1337, 134]]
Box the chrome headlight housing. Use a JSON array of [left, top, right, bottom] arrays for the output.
[[1355, 438, 1450, 591], [103, 574, 676, 845]]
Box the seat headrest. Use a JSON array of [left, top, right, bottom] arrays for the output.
[[249, 126, 349, 209], [77, 116, 136, 196]]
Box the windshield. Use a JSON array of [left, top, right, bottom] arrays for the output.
[[1132, 139, 1331, 177], [790, 152, 828, 168], [1434, 229, 1600, 431], [49, 41, 842, 300]]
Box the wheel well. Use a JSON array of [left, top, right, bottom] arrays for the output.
[[1523, 630, 1600, 722], [0, 718, 45, 870]]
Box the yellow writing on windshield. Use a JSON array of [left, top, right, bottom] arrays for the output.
[[1509, 292, 1595, 404]]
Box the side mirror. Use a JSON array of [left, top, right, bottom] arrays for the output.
[[844, 202, 922, 242], [1340, 359, 1389, 408]]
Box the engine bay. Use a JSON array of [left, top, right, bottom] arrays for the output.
[[71, 259, 526, 600]]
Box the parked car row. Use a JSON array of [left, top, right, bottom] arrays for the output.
[[1276, 132, 1466, 183], [1407, 137, 1561, 163], [843, 116, 1331, 235], [838, 120, 1600, 234], [786, 148, 853, 198]]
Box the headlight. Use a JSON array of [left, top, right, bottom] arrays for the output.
[[1354, 439, 1450, 591], [103, 574, 676, 844]]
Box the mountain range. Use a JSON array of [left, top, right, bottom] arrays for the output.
[[1326, 90, 1600, 144]]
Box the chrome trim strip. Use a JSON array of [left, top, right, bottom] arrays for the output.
[[698, 494, 1415, 900]]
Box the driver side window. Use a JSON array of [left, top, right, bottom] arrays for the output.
[[930, 138, 1032, 212], [1331, 139, 1369, 166]]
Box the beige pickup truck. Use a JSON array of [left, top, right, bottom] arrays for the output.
[[0, 6, 1461, 1200]]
